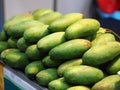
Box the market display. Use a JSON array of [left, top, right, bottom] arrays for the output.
[[0, 8, 120, 90]]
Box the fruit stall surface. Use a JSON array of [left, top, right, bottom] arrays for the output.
[[2, 61, 48, 90]]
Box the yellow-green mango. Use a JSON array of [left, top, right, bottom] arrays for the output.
[[57, 58, 83, 77], [23, 25, 49, 43], [95, 27, 107, 37], [83, 41, 120, 66], [4, 51, 29, 70], [25, 44, 44, 61], [48, 77, 71, 90], [39, 12, 62, 25], [32, 8, 54, 20], [1, 48, 20, 59], [91, 75, 120, 90], [0, 30, 8, 41], [36, 68, 58, 86], [49, 13, 83, 32], [49, 39, 91, 61], [3, 13, 33, 32], [17, 37, 29, 52], [65, 19, 100, 40], [67, 86, 90, 90], [63, 65, 104, 86], [84, 27, 107, 41], [37, 32, 66, 53], [7, 20, 44, 38], [106, 55, 120, 74], [42, 56, 62, 68], [25, 60, 45, 79], [0, 41, 9, 53], [7, 37, 17, 48], [92, 33, 115, 46]]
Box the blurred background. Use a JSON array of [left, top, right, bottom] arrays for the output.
[[1, 0, 120, 34], [0, 0, 93, 30]]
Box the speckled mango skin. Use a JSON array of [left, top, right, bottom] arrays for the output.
[[91, 75, 120, 90], [83, 41, 120, 66], [49, 13, 83, 32], [49, 39, 91, 61], [63, 65, 104, 86], [65, 19, 100, 40]]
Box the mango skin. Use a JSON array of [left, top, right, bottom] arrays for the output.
[[39, 12, 62, 25], [3, 13, 33, 32], [48, 77, 71, 90], [36, 68, 58, 86], [57, 58, 83, 77], [1, 48, 20, 59], [7, 20, 44, 38], [49, 39, 91, 61], [92, 33, 115, 46], [0, 41, 9, 53], [7, 37, 17, 48], [23, 25, 49, 43], [106, 55, 120, 74], [42, 56, 62, 68], [37, 32, 66, 53], [4, 52, 29, 70], [0, 30, 8, 41], [65, 19, 100, 40], [83, 41, 120, 66], [25, 44, 44, 61], [84, 27, 107, 41], [63, 65, 104, 86], [67, 86, 90, 90], [49, 13, 83, 32], [91, 75, 120, 90], [32, 8, 54, 20], [25, 61, 45, 79], [17, 37, 29, 52]]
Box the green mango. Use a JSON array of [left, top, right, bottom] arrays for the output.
[[48, 77, 71, 90], [91, 75, 120, 90], [84, 27, 107, 41], [23, 25, 49, 43], [39, 12, 62, 25], [37, 32, 66, 53], [67, 86, 90, 90], [7, 20, 44, 38], [0, 30, 8, 41], [49, 39, 91, 61], [83, 41, 120, 66], [49, 13, 83, 32], [1, 48, 20, 59], [106, 55, 120, 74], [65, 19, 100, 40], [95, 27, 107, 37], [0, 41, 9, 53], [25, 60, 45, 79], [92, 33, 115, 46], [25, 44, 44, 61], [32, 8, 54, 20], [57, 58, 83, 77], [7, 37, 17, 48], [17, 37, 29, 52], [42, 56, 62, 68], [3, 13, 33, 32], [36, 68, 58, 86], [4, 51, 29, 70], [63, 65, 104, 86]]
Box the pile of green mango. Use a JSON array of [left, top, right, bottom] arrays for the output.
[[0, 8, 120, 90]]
